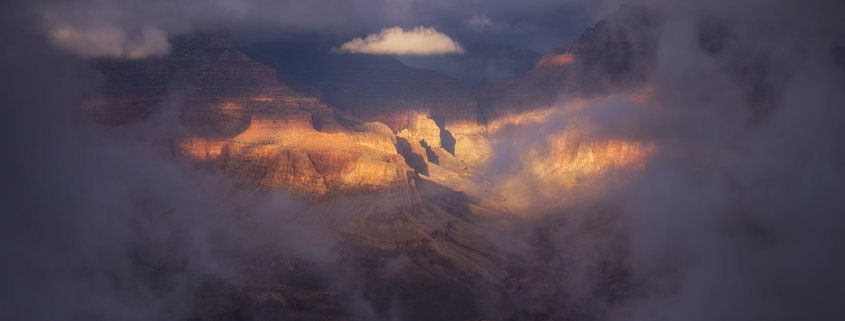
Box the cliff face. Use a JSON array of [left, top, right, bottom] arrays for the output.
[[243, 41, 483, 137], [217, 125, 412, 195], [80, 6, 668, 320], [476, 4, 662, 118], [84, 4, 666, 204], [377, 5, 663, 206], [85, 32, 325, 136], [85, 32, 415, 197], [492, 130, 654, 212]]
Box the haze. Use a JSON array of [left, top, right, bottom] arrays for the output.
[[1, 0, 844, 320]]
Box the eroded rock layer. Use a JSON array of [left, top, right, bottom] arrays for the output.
[[81, 5, 669, 321], [86, 5, 662, 201], [476, 4, 662, 118], [85, 32, 415, 196]]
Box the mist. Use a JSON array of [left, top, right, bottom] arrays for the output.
[[477, 0, 845, 319], [2, 0, 844, 320]]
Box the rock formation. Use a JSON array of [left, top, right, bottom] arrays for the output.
[[476, 4, 662, 118], [243, 41, 482, 135], [85, 31, 418, 197], [81, 5, 667, 320], [84, 4, 663, 203]]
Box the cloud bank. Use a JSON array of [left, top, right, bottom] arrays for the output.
[[337, 26, 465, 55]]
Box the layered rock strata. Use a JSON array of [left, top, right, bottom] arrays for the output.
[[82, 5, 670, 321], [85, 32, 414, 196], [476, 4, 662, 118]]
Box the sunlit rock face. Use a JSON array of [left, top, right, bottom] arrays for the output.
[[454, 133, 492, 167], [395, 110, 477, 178], [198, 4, 664, 204], [218, 123, 412, 195], [467, 97, 655, 213], [77, 5, 673, 320], [399, 110, 442, 149], [176, 136, 226, 161], [79, 31, 493, 197], [86, 31, 416, 197], [494, 133, 653, 213], [85, 5, 663, 206]]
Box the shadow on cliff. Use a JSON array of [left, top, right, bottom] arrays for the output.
[[395, 136, 429, 176]]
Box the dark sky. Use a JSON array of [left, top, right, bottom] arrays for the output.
[[30, 0, 618, 85]]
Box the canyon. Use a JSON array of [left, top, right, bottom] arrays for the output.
[[82, 4, 661, 320], [88, 5, 660, 201]]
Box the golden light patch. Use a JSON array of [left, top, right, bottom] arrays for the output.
[[177, 137, 225, 161], [539, 53, 576, 66], [249, 97, 276, 102], [218, 102, 244, 117], [232, 118, 315, 145]]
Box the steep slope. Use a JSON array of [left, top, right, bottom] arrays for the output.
[[243, 41, 482, 135], [84, 32, 415, 196], [82, 4, 666, 221], [243, 40, 489, 177], [79, 5, 669, 320], [85, 31, 520, 321], [476, 4, 662, 118], [84, 32, 323, 135]]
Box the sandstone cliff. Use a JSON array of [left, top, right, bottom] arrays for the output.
[[85, 32, 416, 197]]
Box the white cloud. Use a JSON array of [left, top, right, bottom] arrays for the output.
[[49, 24, 170, 59], [336, 26, 465, 55]]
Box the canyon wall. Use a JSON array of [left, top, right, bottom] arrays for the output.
[[85, 5, 662, 204]]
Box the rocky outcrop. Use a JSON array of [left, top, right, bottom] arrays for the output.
[[399, 110, 442, 149], [494, 133, 653, 212], [86, 5, 664, 203], [81, 5, 662, 231], [81, 6, 669, 321], [476, 4, 662, 118], [86, 31, 415, 197], [218, 125, 412, 195], [393, 110, 482, 178], [83, 31, 333, 137], [225, 6, 664, 201], [243, 41, 483, 136]]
